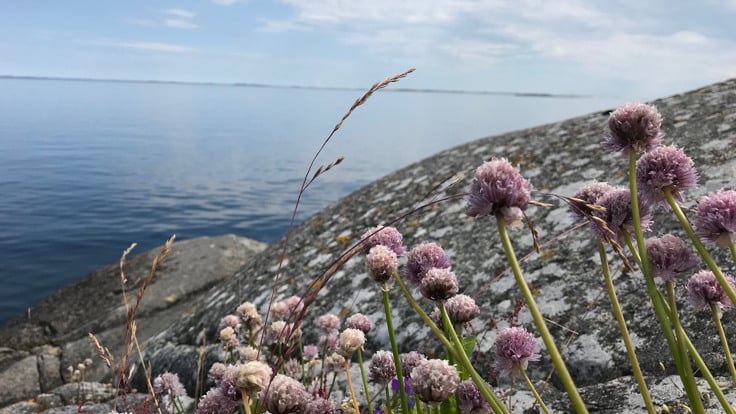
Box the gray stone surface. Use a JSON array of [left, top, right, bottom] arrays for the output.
[[0, 235, 266, 408], [0, 356, 40, 407], [138, 78, 736, 412]]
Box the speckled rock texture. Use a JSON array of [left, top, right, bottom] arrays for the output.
[[139, 79, 736, 412], [0, 235, 266, 408]]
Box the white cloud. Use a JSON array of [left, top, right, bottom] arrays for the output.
[[264, 0, 736, 91], [89, 40, 198, 53], [165, 8, 196, 18], [164, 19, 199, 30]]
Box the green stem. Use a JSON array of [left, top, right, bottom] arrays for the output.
[[496, 218, 587, 413], [357, 349, 374, 414], [382, 288, 410, 414], [663, 188, 736, 308], [666, 282, 704, 413], [711, 303, 736, 387], [392, 274, 508, 414], [682, 333, 736, 413], [597, 240, 655, 414], [521, 369, 551, 414], [385, 385, 393, 414]]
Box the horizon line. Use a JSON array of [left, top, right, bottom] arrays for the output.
[[0, 74, 597, 99]]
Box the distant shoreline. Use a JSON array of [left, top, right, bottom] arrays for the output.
[[0, 74, 592, 99]]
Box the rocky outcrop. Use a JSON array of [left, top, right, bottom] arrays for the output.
[[138, 79, 736, 412], [0, 235, 266, 408]]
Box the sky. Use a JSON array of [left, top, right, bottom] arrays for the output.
[[1, 0, 736, 100]]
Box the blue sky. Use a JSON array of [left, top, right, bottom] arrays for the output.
[[2, 0, 735, 99]]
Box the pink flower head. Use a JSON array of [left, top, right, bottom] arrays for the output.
[[594, 188, 651, 241], [338, 328, 365, 356], [409, 359, 460, 404], [220, 314, 242, 331], [361, 226, 405, 256], [153, 372, 186, 399], [370, 350, 396, 384], [466, 158, 532, 226], [400, 351, 427, 377], [445, 294, 480, 325], [197, 387, 238, 414], [303, 344, 319, 361], [494, 326, 540, 377], [304, 397, 335, 414], [569, 181, 615, 222], [345, 313, 372, 334], [646, 234, 699, 283], [405, 242, 452, 286], [636, 145, 698, 206], [259, 374, 310, 414], [366, 245, 399, 283], [686, 270, 735, 313], [694, 190, 736, 248], [316, 313, 341, 335], [419, 268, 459, 301], [457, 379, 491, 414], [236, 360, 273, 397], [603, 103, 663, 156]]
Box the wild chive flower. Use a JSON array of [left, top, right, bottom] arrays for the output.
[[419, 268, 459, 301], [220, 314, 242, 331], [457, 379, 491, 414], [268, 321, 301, 345], [237, 345, 259, 362], [197, 387, 238, 414], [318, 334, 338, 354], [284, 358, 302, 379], [304, 397, 336, 414], [646, 234, 699, 283], [316, 313, 341, 335], [636, 145, 698, 206], [236, 360, 272, 397], [686, 270, 735, 313], [603, 103, 663, 156], [465, 158, 533, 226], [236, 302, 263, 328], [594, 188, 652, 241], [325, 353, 346, 373], [271, 296, 304, 320], [400, 351, 427, 377], [370, 350, 396, 383], [338, 328, 365, 356], [208, 362, 227, 384], [345, 313, 372, 334], [405, 242, 452, 286], [494, 326, 541, 377], [444, 294, 481, 325], [569, 181, 615, 222], [153, 372, 186, 399], [694, 190, 736, 248], [303, 344, 319, 361], [361, 226, 406, 256], [260, 374, 310, 414], [366, 245, 398, 283], [409, 359, 460, 404]]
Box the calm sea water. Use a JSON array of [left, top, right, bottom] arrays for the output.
[[0, 78, 626, 324]]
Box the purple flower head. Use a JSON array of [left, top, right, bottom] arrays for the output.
[[208, 362, 227, 384], [366, 245, 398, 283], [419, 268, 459, 301], [236, 360, 272, 397], [318, 334, 338, 354], [646, 234, 699, 283], [196, 387, 238, 414], [345, 313, 372, 334], [370, 350, 396, 384], [695, 190, 736, 248], [304, 397, 335, 414], [260, 374, 310, 414], [400, 351, 427, 377], [594, 188, 652, 241], [153, 372, 186, 399], [316, 313, 341, 335], [457, 379, 491, 414], [268, 321, 301, 345], [221, 365, 242, 400], [405, 243, 452, 286], [283, 358, 302, 379], [220, 314, 242, 331], [465, 159, 532, 226], [445, 294, 481, 325], [494, 326, 540, 377], [361, 226, 406, 256], [686, 270, 735, 313], [603, 103, 663, 156], [303, 344, 319, 361], [391, 377, 416, 408], [569, 181, 615, 222], [409, 359, 460, 404], [636, 145, 698, 206]]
